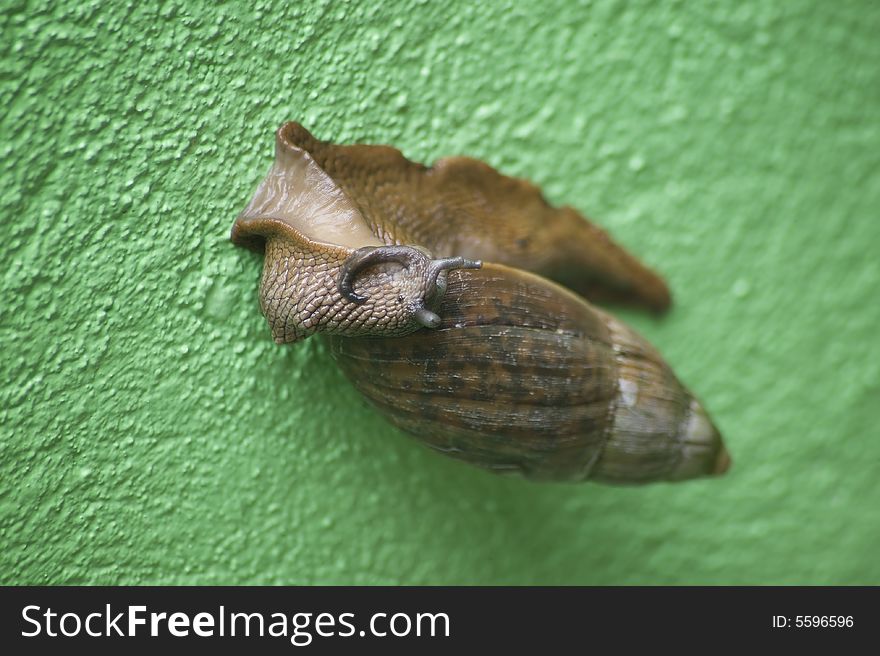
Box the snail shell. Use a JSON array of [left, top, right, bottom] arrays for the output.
[[232, 123, 730, 484], [329, 263, 728, 483]]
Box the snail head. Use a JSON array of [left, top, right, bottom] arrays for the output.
[[338, 245, 482, 329]]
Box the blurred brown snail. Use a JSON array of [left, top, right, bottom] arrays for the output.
[[232, 122, 730, 484]]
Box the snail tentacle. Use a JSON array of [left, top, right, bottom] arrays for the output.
[[338, 245, 427, 304], [414, 307, 442, 329], [426, 256, 482, 290], [338, 247, 482, 314]]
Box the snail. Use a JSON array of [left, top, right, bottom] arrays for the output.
[[232, 122, 730, 484]]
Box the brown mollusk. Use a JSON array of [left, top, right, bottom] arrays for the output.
[[231, 123, 729, 484]]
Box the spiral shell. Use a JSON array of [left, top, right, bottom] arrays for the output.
[[329, 263, 728, 483]]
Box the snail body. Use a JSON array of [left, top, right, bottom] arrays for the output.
[[232, 123, 730, 484], [232, 128, 481, 343]]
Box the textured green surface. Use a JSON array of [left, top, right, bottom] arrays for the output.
[[2, 0, 879, 585]]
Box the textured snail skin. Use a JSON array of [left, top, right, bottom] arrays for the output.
[[238, 218, 477, 343], [257, 227, 448, 343], [232, 123, 730, 484], [231, 128, 482, 343]]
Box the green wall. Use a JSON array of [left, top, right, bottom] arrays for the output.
[[2, 0, 878, 585]]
